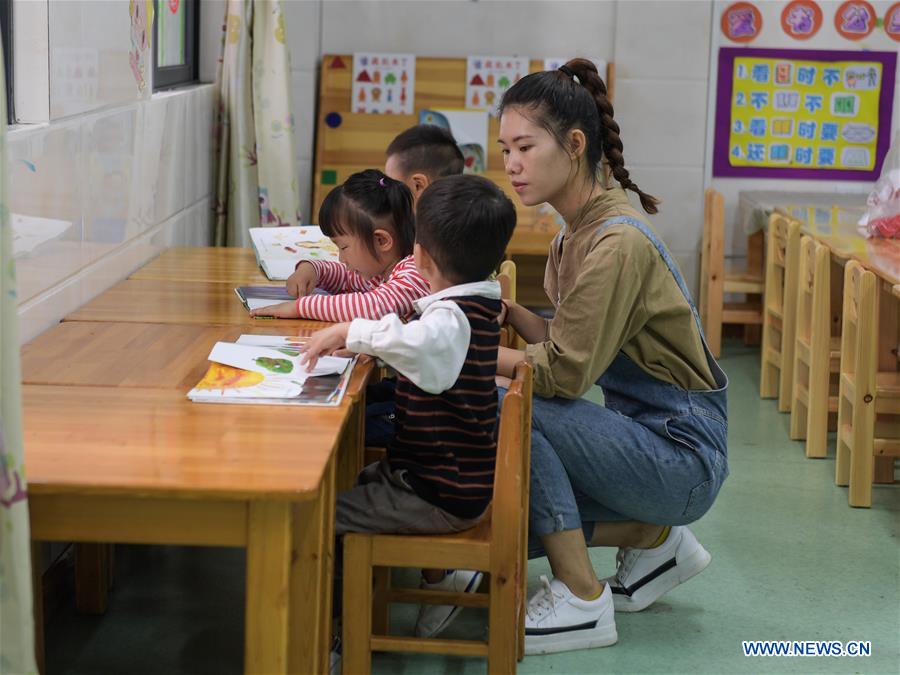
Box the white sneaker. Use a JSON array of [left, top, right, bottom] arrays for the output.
[[329, 636, 341, 675], [603, 526, 711, 613], [524, 576, 617, 655], [414, 569, 484, 638]]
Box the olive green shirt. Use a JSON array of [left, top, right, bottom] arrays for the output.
[[525, 189, 717, 398]]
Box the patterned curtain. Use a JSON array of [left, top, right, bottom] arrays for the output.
[[213, 0, 300, 247], [0, 38, 38, 675]]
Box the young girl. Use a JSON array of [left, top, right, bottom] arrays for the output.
[[251, 169, 429, 321], [489, 60, 729, 655]]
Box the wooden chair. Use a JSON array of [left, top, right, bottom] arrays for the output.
[[834, 262, 900, 507], [698, 188, 765, 358], [760, 212, 802, 410], [790, 237, 841, 458], [498, 260, 523, 350], [342, 362, 533, 674]]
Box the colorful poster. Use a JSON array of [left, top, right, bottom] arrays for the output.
[[351, 53, 415, 115], [465, 56, 529, 116], [419, 109, 489, 172], [781, 1, 822, 40], [713, 48, 897, 180], [721, 2, 762, 43]]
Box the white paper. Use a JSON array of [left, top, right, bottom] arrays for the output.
[[208, 342, 350, 379], [352, 53, 416, 115], [465, 56, 529, 116], [12, 213, 73, 257]]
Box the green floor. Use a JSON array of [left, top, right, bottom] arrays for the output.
[[45, 343, 900, 674]]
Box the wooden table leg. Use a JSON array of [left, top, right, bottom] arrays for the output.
[[75, 543, 110, 614], [245, 502, 292, 674], [31, 542, 45, 675], [336, 396, 366, 492], [290, 456, 336, 675]]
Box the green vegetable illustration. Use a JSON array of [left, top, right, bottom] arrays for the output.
[[277, 347, 301, 357], [254, 357, 293, 374]]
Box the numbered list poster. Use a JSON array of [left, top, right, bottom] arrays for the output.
[[713, 48, 896, 180]]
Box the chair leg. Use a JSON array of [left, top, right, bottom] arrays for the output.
[[75, 543, 110, 614], [343, 535, 373, 675], [372, 566, 391, 636], [788, 380, 807, 441], [873, 457, 896, 484], [759, 324, 778, 399], [487, 571, 517, 674], [835, 393, 851, 486], [847, 399, 875, 508]]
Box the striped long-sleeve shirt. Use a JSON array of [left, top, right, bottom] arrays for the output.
[[346, 280, 502, 519], [296, 255, 430, 322]]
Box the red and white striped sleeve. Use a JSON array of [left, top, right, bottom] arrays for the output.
[[304, 259, 379, 294], [295, 256, 431, 322]]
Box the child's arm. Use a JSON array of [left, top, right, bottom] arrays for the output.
[[303, 259, 378, 294], [296, 258, 429, 322], [345, 302, 469, 394]]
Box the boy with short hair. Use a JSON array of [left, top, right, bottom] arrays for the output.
[[301, 176, 517, 663]]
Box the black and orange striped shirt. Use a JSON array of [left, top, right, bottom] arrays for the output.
[[389, 294, 502, 519]]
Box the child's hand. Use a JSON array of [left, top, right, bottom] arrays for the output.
[[250, 300, 299, 319], [286, 262, 317, 297], [301, 323, 351, 371]]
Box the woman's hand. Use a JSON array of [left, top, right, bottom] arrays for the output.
[[286, 261, 317, 297], [250, 300, 299, 319], [301, 323, 351, 371]]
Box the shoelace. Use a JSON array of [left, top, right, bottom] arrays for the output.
[[526, 575, 561, 621], [614, 547, 640, 585]]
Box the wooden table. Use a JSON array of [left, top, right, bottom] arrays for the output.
[[25, 248, 373, 673], [131, 247, 271, 284], [66, 279, 304, 327]]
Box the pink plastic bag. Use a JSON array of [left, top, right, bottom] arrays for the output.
[[860, 132, 900, 238]]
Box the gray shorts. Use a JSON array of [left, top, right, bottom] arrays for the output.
[[335, 459, 484, 536]]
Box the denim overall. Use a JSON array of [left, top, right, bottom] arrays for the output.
[[527, 216, 729, 557]]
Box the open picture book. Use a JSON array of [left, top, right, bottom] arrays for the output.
[[249, 226, 339, 280], [187, 335, 355, 407]]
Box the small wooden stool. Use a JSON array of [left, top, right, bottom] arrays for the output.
[[342, 362, 533, 674]]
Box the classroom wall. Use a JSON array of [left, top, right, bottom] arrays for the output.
[[282, 0, 715, 294], [706, 0, 900, 257], [12, 2, 219, 344]]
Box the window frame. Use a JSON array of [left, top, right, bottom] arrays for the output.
[[1, 0, 13, 122], [152, 0, 199, 91]]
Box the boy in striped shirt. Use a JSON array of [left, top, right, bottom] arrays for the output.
[[301, 175, 517, 648]]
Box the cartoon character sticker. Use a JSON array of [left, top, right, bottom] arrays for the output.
[[128, 0, 153, 93], [884, 2, 900, 41], [721, 2, 762, 43], [781, 1, 823, 39], [834, 1, 875, 40]]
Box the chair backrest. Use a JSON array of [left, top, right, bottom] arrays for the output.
[[491, 361, 533, 535], [840, 261, 878, 393], [765, 212, 802, 315], [498, 260, 522, 349], [802, 237, 831, 348], [699, 188, 725, 337]]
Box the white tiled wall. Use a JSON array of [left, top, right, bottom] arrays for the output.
[[12, 85, 216, 344]]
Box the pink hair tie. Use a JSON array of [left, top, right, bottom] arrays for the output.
[[379, 177, 386, 187]]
